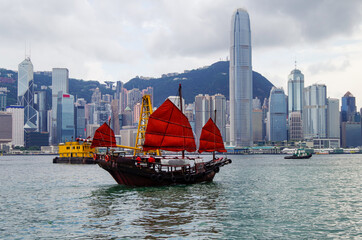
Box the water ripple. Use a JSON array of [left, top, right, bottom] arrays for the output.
[[0, 154, 361, 239]]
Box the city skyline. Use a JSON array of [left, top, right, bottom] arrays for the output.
[[0, 1, 362, 106]]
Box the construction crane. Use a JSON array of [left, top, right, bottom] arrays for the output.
[[133, 95, 160, 156]]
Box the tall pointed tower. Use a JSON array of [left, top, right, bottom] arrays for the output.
[[229, 8, 253, 147]]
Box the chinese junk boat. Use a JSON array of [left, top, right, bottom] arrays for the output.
[[92, 86, 231, 187]]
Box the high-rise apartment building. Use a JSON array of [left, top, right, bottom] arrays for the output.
[[266, 87, 287, 142], [229, 8, 253, 147], [303, 84, 327, 139], [127, 88, 142, 110]]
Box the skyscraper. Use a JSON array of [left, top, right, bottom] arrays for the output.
[[288, 68, 304, 115], [266, 87, 287, 142], [327, 98, 340, 139], [51, 68, 69, 144], [6, 106, 24, 146], [229, 8, 253, 147], [303, 84, 327, 139], [56, 92, 74, 143], [18, 58, 38, 133], [341, 91, 356, 122]]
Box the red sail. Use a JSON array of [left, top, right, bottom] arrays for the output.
[[198, 118, 227, 153], [143, 99, 196, 152], [90, 122, 117, 148]]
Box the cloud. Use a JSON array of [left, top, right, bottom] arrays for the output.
[[308, 59, 350, 75], [0, 0, 361, 84]]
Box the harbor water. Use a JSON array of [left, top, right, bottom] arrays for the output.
[[0, 154, 361, 239]]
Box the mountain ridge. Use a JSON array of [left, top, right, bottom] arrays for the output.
[[0, 61, 274, 107]]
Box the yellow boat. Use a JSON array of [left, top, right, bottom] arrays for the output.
[[53, 138, 96, 164]]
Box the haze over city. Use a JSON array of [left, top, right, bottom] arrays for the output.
[[1, 0, 362, 105]]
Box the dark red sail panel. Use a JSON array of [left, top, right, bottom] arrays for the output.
[[90, 122, 117, 148], [143, 99, 196, 152], [198, 118, 227, 153]]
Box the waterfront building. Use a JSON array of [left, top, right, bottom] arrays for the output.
[[6, 106, 24, 146], [327, 98, 340, 139], [52, 68, 69, 144], [25, 132, 49, 147], [341, 122, 361, 148], [56, 92, 74, 143], [266, 87, 287, 142], [0, 112, 12, 144], [0, 87, 7, 111], [288, 68, 304, 115], [303, 84, 327, 139], [288, 111, 303, 141], [229, 8, 253, 147], [18, 58, 38, 133]]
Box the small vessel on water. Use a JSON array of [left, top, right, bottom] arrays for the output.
[[53, 138, 96, 164], [91, 85, 231, 186], [284, 148, 312, 159]]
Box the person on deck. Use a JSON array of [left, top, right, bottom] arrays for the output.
[[148, 156, 155, 163], [136, 156, 141, 167]]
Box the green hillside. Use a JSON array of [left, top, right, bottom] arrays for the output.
[[0, 61, 274, 108]]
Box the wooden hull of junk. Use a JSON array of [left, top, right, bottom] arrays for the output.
[[284, 154, 312, 159], [95, 155, 232, 187]]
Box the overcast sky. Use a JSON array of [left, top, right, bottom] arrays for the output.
[[1, 0, 362, 106]]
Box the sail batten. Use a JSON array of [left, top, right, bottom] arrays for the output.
[[90, 122, 117, 148], [198, 118, 226, 153], [143, 99, 196, 152]]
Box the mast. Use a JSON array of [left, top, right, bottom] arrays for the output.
[[179, 84, 185, 159], [213, 109, 216, 159]]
